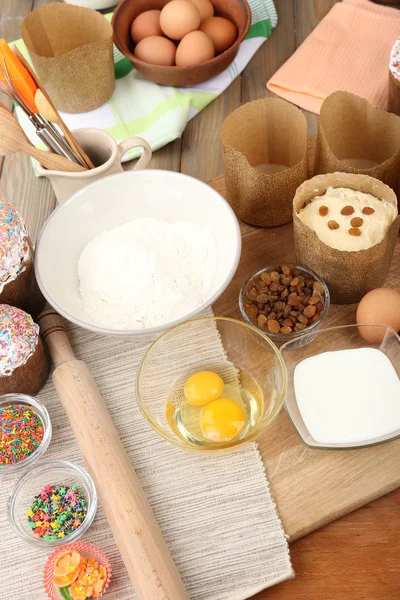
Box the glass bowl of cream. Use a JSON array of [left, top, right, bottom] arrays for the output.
[[281, 324, 400, 449]]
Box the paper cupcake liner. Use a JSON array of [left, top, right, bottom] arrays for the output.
[[221, 98, 308, 227], [43, 541, 111, 600], [314, 91, 400, 198], [22, 4, 115, 113]]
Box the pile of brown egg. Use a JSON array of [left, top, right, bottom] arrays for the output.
[[131, 0, 238, 67]]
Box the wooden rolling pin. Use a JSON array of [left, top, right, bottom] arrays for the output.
[[38, 308, 189, 600]]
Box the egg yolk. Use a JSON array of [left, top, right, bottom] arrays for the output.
[[200, 398, 246, 442], [184, 371, 224, 406]]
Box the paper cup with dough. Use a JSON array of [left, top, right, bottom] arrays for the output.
[[22, 3, 115, 113], [220, 98, 308, 227], [293, 172, 400, 305], [388, 37, 400, 117], [314, 92, 400, 198]]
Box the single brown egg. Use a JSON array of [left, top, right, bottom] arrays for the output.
[[199, 16, 237, 54], [176, 30, 215, 67], [187, 0, 214, 21], [134, 36, 176, 66], [356, 287, 400, 343], [160, 0, 201, 41], [131, 10, 162, 44]]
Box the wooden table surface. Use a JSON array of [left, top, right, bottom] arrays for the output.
[[1, 1, 399, 599]]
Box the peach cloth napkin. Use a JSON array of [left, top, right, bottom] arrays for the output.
[[267, 0, 400, 114]]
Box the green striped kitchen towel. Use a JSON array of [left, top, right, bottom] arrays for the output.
[[14, 0, 277, 160]]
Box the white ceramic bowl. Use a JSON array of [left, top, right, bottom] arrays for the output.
[[35, 170, 241, 339], [63, 0, 117, 9]]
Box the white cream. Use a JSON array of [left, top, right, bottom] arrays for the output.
[[298, 187, 397, 251], [294, 348, 400, 444]]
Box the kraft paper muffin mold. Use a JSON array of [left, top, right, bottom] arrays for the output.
[[22, 3, 115, 113], [314, 92, 400, 198], [293, 172, 400, 305], [221, 98, 308, 227]]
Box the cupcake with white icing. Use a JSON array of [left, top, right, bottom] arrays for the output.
[[0, 201, 44, 317], [0, 304, 48, 395], [388, 36, 400, 116], [293, 173, 400, 304]]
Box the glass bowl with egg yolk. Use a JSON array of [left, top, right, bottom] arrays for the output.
[[136, 317, 287, 453]]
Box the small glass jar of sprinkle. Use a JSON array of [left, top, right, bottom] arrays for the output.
[[43, 541, 112, 600], [0, 393, 52, 473], [8, 460, 97, 548]]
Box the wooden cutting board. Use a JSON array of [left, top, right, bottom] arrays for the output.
[[209, 140, 400, 542]]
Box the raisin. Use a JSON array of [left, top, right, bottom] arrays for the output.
[[282, 318, 294, 328], [303, 304, 317, 318], [260, 271, 272, 284], [290, 277, 300, 286], [282, 265, 291, 275], [255, 279, 267, 292], [273, 301, 285, 312], [256, 293, 269, 304], [283, 305, 291, 318], [313, 281, 325, 294], [341, 205, 354, 215], [328, 220, 340, 230], [280, 327, 292, 334], [257, 314, 267, 328], [319, 205, 328, 216], [281, 288, 289, 299], [247, 287, 258, 301], [349, 227, 362, 236], [267, 319, 280, 333], [288, 295, 301, 306], [294, 323, 306, 332], [350, 217, 363, 228], [309, 291, 322, 305], [362, 207, 375, 215], [270, 271, 280, 282], [297, 314, 309, 325]]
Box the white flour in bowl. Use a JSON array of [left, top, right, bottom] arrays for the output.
[[78, 218, 218, 330]]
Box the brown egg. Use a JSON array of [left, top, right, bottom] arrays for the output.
[[199, 16, 237, 54], [134, 36, 176, 66], [356, 287, 400, 343], [187, 0, 214, 21], [131, 10, 162, 44], [176, 30, 215, 67], [160, 0, 201, 41]]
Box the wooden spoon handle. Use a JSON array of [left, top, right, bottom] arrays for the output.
[[37, 309, 189, 600], [58, 121, 95, 170], [26, 144, 86, 172]]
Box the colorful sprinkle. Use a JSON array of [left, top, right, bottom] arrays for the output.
[[0, 201, 30, 292], [0, 304, 39, 376], [0, 403, 44, 466], [390, 37, 400, 81], [27, 484, 88, 540]]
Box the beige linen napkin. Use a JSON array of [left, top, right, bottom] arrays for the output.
[[267, 0, 400, 114], [0, 317, 293, 600]]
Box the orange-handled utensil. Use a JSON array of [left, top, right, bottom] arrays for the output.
[[0, 40, 37, 114]]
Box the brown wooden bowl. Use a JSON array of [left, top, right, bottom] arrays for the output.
[[112, 0, 251, 87]]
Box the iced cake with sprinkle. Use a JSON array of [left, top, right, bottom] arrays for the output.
[[0, 304, 48, 395]]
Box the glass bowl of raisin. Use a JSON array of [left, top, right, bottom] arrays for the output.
[[239, 264, 330, 346]]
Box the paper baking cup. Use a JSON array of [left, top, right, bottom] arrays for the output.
[[293, 172, 400, 305], [43, 541, 111, 600], [22, 3, 115, 113], [314, 91, 400, 198], [221, 98, 308, 227]]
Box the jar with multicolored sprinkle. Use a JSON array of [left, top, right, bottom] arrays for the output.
[[0, 394, 52, 473]]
